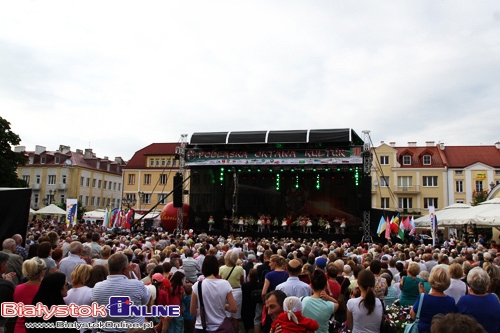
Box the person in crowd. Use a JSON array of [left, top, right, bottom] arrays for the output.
[[261, 255, 289, 301], [219, 250, 245, 332], [380, 272, 398, 308], [271, 296, 319, 333], [190, 255, 237, 333], [457, 267, 500, 333], [51, 248, 64, 268], [91, 253, 150, 332], [64, 264, 95, 332], [263, 290, 287, 333], [1, 238, 23, 286], [431, 313, 487, 333], [242, 268, 260, 333], [89, 233, 102, 259], [0, 252, 15, 333], [302, 270, 336, 333], [91, 245, 111, 267], [276, 259, 311, 298], [325, 263, 342, 300], [487, 277, 500, 299], [370, 259, 388, 301], [167, 271, 186, 333], [58, 241, 86, 285], [12, 234, 28, 260], [13, 257, 46, 333], [182, 249, 200, 284], [86, 264, 108, 288], [399, 262, 423, 307], [346, 269, 384, 333], [183, 283, 195, 333], [36, 241, 57, 278], [26, 272, 76, 333], [444, 262, 467, 303], [151, 273, 171, 332], [410, 265, 457, 333], [419, 270, 432, 293]]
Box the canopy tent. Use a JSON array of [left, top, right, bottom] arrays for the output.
[[29, 208, 36, 215], [414, 203, 473, 227], [83, 210, 107, 219], [470, 198, 500, 226], [36, 204, 67, 215]]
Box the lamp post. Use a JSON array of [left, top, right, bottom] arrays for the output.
[[137, 191, 145, 210], [42, 190, 54, 206], [122, 195, 137, 209]]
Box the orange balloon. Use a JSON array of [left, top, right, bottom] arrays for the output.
[[160, 202, 189, 232]]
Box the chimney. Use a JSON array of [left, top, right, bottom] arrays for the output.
[[59, 145, 71, 154], [35, 145, 46, 155], [440, 142, 445, 150], [389, 142, 396, 147], [426, 141, 435, 147], [14, 146, 26, 153], [380, 141, 385, 145], [495, 142, 500, 150], [84, 149, 93, 158], [103, 156, 109, 160], [76, 149, 83, 154], [408, 142, 417, 147]]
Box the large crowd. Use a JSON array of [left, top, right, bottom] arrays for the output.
[[1, 218, 500, 333]]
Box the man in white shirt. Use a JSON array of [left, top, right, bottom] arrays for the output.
[[276, 259, 311, 298], [58, 241, 86, 284]]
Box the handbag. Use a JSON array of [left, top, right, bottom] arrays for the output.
[[198, 281, 235, 333], [403, 293, 424, 333]]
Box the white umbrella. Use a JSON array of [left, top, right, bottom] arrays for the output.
[[36, 204, 67, 215], [472, 199, 500, 226], [414, 203, 473, 227]]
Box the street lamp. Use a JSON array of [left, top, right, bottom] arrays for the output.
[[42, 190, 54, 206], [137, 191, 145, 209], [122, 195, 137, 208]]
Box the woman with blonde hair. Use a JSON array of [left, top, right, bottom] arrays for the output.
[[220, 249, 245, 332], [261, 255, 289, 299], [399, 262, 423, 307], [13, 258, 46, 333], [444, 263, 467, 303], [64, 264, 95, 332]]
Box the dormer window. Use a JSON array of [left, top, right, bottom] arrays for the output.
[[55, 156, 60, 164], [403, 156, 411, 165], [423, 155, 431, 165], [41, 156, 46, 164]]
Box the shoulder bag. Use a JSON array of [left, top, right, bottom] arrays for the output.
[[198, 281, 235, 333], [403, 293, 424, 333]]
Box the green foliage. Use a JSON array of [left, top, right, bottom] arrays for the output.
[[0, 117, 28, 187], [472, 190, 488, 206]]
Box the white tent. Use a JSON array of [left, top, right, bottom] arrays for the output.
[[414, 203, 473, 227], [83, 210, 107, 219], [471, 199, 500, 226], [36, 204, 67, 215]]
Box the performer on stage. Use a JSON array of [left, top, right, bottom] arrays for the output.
[[334, 217, 341, 234], [265, 214, 271, 232], [223, 215, 229, 230], [325, 220, 331, 234], [282, 218, 288, 231], [340, 218, 346, 235], [208, 215, 215, 231], [238, 216, 245, 232], [306, 218, 313, 234], [300, 216, 306, 233], [257, 215, 264, 232]]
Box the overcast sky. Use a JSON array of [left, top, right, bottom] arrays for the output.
[[2, 1, 500, 161]]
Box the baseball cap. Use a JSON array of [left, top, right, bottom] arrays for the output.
[[316, 257, 327, 269], [152, 273, 164, 283]]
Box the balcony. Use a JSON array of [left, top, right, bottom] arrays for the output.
[[394, 185, 420, 194], [56, 183, 67, 190], [32, 183, 41, 190]]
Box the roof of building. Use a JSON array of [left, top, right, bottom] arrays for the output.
[[440, 146, 500, 168], [124, 143, 180, 169], [394, 146, 446, 168]]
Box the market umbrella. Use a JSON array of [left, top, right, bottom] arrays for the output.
[[35, 204, 67, 215], [414, 203, 473, 227], [471, 198, 500, 226]]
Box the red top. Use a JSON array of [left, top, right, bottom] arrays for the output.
[[271, 311, 319, 333], [13, 283, 40, 333]]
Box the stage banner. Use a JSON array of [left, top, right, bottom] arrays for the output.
[[185, 147, 363, 166], [66, 199, 78, 226]]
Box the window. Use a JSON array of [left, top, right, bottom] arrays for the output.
[[424, 198, 438, 209], [455, 170, 463, 175], [161, 158, 166, 166], [103, 181, 107, 189], [96, 197, 100, 206], [48, 175, 56, 185], [380, 156, 389, 165], [403, 156, 411, 165], [55, 156, 60, 164], [79, 195, 83, 203], [107, 198, 110, 206], [172, 159, 177, 167], [60, 195, 65, 203], [158, 194, 168, 204], [109, 182, 112, 190], [422, 176, 438, 187], [118, 184, 121, 191], [34, 194, 39, 205], [155, 158, 160, 166], [496, 170, 500, 175], [159, 174, 167, 185], [456, 180, 464, 193], [456, 199, 464, 204], [398, 176, 413, 188], [36, 175, 40, 184], [85, 196, 89, 205], [167, 159, 171, 166], [423, 155, 431, 165], [380, 176, 389, 187], [144, 174, 151, 185], [142, 194, 151, 204], [22, 175, 30, 184], [80, 177, 84, 186], [398, 197, 413, 210], [86, 178, 90, 187], [92, 179, 96, 188], [381, 198, 390, 209], [62, 175, 67, 184], [150, 159, 154, 167], [98, 180, 102, 188], [41, 156, 46, 164], [128, 174, 136, 185], [91, 197, 95, 205], [476, 180, 484, 192]]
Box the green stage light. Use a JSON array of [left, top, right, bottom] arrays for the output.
[[257, 168, 261, 172]]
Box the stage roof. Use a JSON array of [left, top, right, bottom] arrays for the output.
[[190, 128, 363, 146]]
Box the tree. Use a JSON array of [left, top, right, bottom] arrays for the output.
[[0, 117, 28, 187], [471, 190, 488, 206]]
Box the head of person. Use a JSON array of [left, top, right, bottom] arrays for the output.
[[408, 262, 421, 277], [32, 272, 68, 307], [100, 245, 111, 258], [37, 241, 52, 259], [269, 254, 286, 270], [0, 252, 9, 274], [264, 290, 287, 321], [2, 238, 16, 252], [287, 259, 302, 276], [326, 262, 338, 279], [310, 269, 327, 293], [224, 250, 238, 267], [247, 268, 258, 283], [429, 265, 451, 293], [419, 270, 430, 282], [380, 272, 393, 286], [467, 267, 490, 295], [202, 255, 219, 277], [71, 264, 93, 287], [107, 252, 129, 275], [431, 313, 487, 333], [357, 269, 377, 315], [22, 257, 46, 281], [69, 241, 83, 255], [369, 259, 382, 275], [448, 263, 464, 280], [87, 264, 108, 288]]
